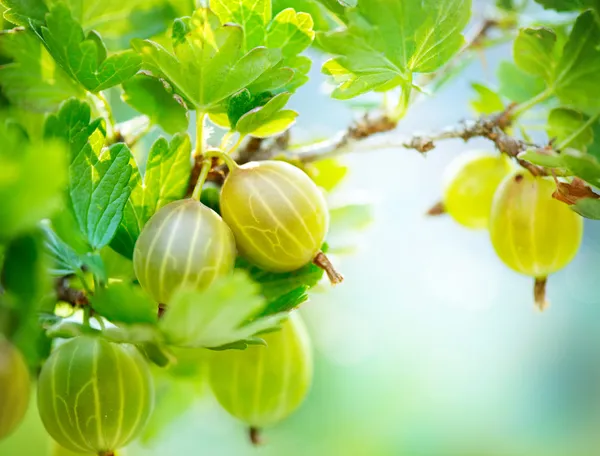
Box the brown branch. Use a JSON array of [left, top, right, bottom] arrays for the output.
[[55, 277, 89, 307]]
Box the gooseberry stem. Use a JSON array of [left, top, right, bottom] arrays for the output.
[[511, 88, 554, 120], [195, 112, 207, 157], [204, 149, 239, 172], [227, 134, 246, 155], [249, 427, 262, 446], [426, 201, 446, 216], [534, 277, 549, 312], [313, 251, 344, 285], [191, 158, 211, 201]]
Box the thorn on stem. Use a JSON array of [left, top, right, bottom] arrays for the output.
[[426, 201, 446, 216], [313, 251, 344, 285], [249, 427, 263, 446], [534, 277, 549, 312]]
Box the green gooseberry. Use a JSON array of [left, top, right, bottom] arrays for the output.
[[209, 313, 313, 429], [37, 336, 154, 455], [0, 339, 30, 440], [133, 199, 236, 304], [220, 160, 329, 273]]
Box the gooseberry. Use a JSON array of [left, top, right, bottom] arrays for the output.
[[37, 336, 154, 454], [489, 171, 583, 309], [208, 314, 313, 432], [442, 152, 513, 229], [0, 339, 30, 440], [220, 160, 329, 273], [133, 199, 236, 304]]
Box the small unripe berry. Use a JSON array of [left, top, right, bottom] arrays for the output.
[[442, 152, 513, 229], [221, 160, 329, 272], [37, 336, 154, 454], [209, 314, 313, 428], [133, 199, 236, 304], [0, 339, 30, 440]]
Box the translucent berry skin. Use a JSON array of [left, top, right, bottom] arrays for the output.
[[133, 199, 236, 304], [443, 152, 513, 229], [489, 172, 583, 277], [37, 336, 154, 454], [0, 339, 30, 440], [221, 161, 329, 272], [209, 314, 313, 428]]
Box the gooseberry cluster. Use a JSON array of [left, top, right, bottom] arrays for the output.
[[437, 152, 583, 310]]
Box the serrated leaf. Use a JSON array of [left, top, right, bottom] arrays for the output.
[[0, 122, 68, 240], [273, 0, 339, 31], [548, 108, 594, 151], [122, 73, 189, 134], [209, 0, 271, 52], [554, 11, 600, 111], [111, 134, 192, 259], [267, 8, 315, 57], [497, 61, 545, 103], [133, 8, 281, 113], [318, 0, 471, 99], [69, 143, 133, 250], [37, 3, 142, 92], [236, 92, 297, 136], [91, 283, 158, 324], [514, 27, 557, 83], [41, 223, 84, 276], [0, 0, 47, 27], [44, 98, 103, 158], [160, 271, 285, 348], [470, 83, 504, 114], [0, 29, 83, 112]]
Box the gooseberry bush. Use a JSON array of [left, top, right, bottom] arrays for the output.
[[1, 0, 600, 454]]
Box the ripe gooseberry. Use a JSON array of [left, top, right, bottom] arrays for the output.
[[220, 160, 341, 282], [208, 314, 312, 439], [0, 339, 30, 440], [489, 171, 583, 310], [37, 336, 154, 454], [133, 199, 236, 304], [442, 152, 513, 229]]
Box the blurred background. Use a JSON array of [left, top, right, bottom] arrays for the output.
[[4, 1, 600, 455]]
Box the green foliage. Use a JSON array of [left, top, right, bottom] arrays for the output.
[[533, 0, 598, 10], [121, 73, 188, 134], [470, 83, 504, 114], [319, 0, 471, 99], [547, 108, 594, 151], [497, 61, 545, 103], [112, 134, 192, 258], [514, 27, 557, 83], [91, 283, 158, 325]]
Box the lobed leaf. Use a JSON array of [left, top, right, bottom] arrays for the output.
[[547, 108, 594, 151], [470, 83, 505, 115], [514, 27, 557, 84]]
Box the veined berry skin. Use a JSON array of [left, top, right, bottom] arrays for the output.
[[133, 199, 236, 304], [221, 160, 329, 272], [0, 339, 30, 440], [489, 172, 583, 277], [443, 152, 513, 229], [37, 336, 154, 454], [209, 314, 313, 428]]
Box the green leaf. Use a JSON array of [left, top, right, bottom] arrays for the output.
[[0, 0, 47, 27], [305, 158, 349, 192], [69, 143, 134, 250], [91, 283, 158, 325], [327, 203, 374, 252], [318, 0, 471, 99], [514, 27, 557, 83], [0, 29, 83, 112], [44, 98, 103, 158], [547, 108, 594, 151], [0, 122, 68, 240], [37, 3, 142, 92], [273, 0, 339, 31], [160, 271, 285, 348], [497, 61, 545, 103], [111, 134, 192, 259], [121, 73, 189, 134], [470, 83, 505, 114], [0, 231, 52, 369], [267, 8, 315, 57], [41, 223, 84, 276], [133, 8, 281, 112], [554, 11, 600, 111], [209, 0, 271, 52], [573, 198, 600, 219], [236, 92, 297, 137], [534, 0, 598, 11], [522, 148, 600, 187]]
